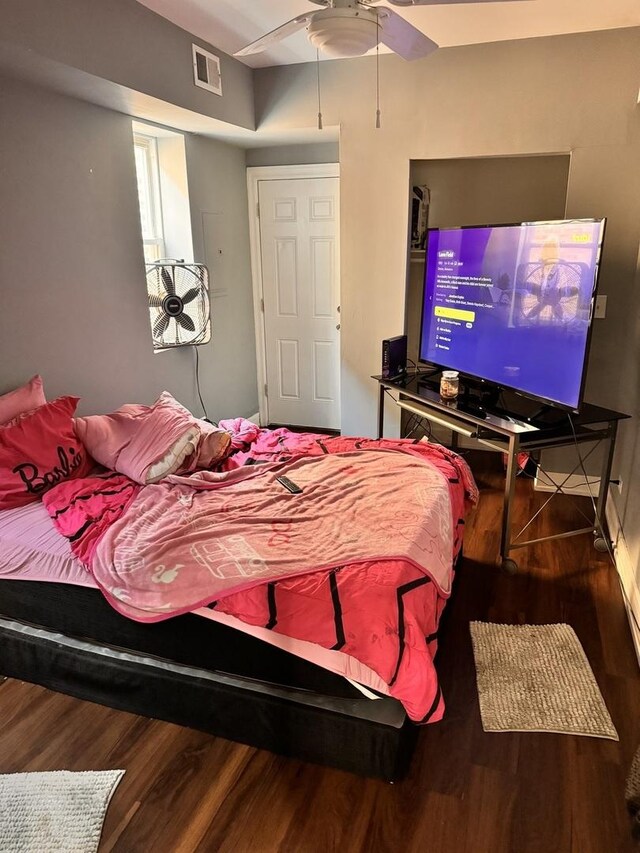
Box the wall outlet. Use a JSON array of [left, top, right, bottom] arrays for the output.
[[594, 295, 607, 319]]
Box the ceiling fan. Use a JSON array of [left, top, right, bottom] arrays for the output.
[[235, 0, 529, 62]]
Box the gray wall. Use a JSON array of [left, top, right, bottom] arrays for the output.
[[0, 75, 258, 419], [186, 133, 259, 419], [0, 0, 255, 129], [246, 142, 339, 167]]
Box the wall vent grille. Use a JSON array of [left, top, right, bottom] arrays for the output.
[[192, 44, 222, 96]]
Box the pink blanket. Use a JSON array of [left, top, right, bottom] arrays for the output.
[[91, 450, 453, 619], [44, 429, 477, 723]]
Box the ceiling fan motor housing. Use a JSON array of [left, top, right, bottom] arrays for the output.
[[308, 7, 380, 57]]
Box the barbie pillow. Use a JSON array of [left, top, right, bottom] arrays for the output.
[[0, 396, 93, 509], [0, 375, 46, 425]]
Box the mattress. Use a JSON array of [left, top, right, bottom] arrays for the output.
[[0, 501, 88, 586], [0, 502, 389, 700]]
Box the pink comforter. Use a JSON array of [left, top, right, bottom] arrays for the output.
[[44, 428, 477, 723]]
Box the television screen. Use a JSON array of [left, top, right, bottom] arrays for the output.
[[418, 218, 606, 410]]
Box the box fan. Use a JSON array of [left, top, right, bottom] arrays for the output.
[[146, 261, 211, 350]]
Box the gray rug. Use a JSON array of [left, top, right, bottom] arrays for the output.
[[0, 769, 125, 853], [469, 622, 618, 740]]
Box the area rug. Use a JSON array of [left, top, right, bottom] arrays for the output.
[[469, 622, 618, 739], [0, 769, 125, 853]]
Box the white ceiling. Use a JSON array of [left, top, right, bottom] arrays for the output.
[[136, 0, 640, 68]]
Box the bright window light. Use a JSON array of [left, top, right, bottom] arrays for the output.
[[133, 133, 165, 263]]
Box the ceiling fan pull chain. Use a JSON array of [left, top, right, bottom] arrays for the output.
[[316, 48, 323, 130], [375, 15, 381, 129]]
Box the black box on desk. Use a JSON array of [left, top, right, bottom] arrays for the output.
[[382, 335, 407, 379]]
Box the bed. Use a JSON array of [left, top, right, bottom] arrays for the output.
[[0, 391, 476, 781]]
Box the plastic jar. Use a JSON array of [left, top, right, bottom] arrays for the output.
[[440, 370, 460, 401]]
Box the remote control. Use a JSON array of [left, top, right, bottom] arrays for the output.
[[276, 475, 303, 494]]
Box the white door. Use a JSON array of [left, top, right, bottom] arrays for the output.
[[257, 175, 340, 429]]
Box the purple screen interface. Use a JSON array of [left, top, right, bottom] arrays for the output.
[[419, 220, 605, 409]]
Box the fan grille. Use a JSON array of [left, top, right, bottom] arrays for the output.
[[146, 262, 211, 349]]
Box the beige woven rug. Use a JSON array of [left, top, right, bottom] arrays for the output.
[[0, 769, 124, 853], [469, 622, 618, 740]]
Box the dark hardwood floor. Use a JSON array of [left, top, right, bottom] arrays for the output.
[[1, 452, 638, 852]]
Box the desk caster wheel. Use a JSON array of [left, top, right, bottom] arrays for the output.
[[594, 537, 609, 553], [501, 558, 519, 574]]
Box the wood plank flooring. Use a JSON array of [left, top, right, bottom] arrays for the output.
[[1, 452, 638, 852]]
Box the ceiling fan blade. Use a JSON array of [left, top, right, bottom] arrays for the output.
[[181, 287, 200, 305], [382, 1, 531, 6], [378, 8, 438, 61], [161, 268, 175, 296], [148, 294, 163, 309], [176, 313, 196, 333], [153, 313, 170, 338], [234, 15, 312, 56]]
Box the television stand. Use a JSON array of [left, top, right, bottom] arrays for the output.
[[459, 383, 502, 413], [524, 404, 570, 428], [372, 373, 629, 571]]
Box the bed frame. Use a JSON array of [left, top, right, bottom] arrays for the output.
[[0, 580, 417, 781]]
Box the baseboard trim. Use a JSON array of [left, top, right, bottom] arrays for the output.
[[606, 496, 640, 667], [534, 472, 601, 497], [248, 412, 260, 426]]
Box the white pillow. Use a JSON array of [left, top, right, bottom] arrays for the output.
[[145, 427, 200, 484]]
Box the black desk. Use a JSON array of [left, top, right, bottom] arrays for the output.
[[373, 372, 629, 570]]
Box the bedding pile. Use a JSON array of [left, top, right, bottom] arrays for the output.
[[43, 423, 476, 723], [0, 378, 478, 725]]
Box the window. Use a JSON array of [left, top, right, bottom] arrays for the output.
[[133, 133, 165, 263]]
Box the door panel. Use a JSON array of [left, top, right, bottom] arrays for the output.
[[313, 340, 336, 402], [275, 238, 298, 316], [278, 339, 300, 399], [258, 177, 340, 429], [311, 238, 334, 318]]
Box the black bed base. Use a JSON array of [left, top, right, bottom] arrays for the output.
[[0, 577, 418, 781], [0, 619, 416, 781]]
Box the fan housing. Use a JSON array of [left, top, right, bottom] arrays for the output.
[[146, 261, 211, 350], [308, 8, 379, 57]]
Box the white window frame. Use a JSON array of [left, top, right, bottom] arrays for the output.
[[133, 133, 166, 263]]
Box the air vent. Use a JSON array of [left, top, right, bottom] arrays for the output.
[[192, 44, 222, 96]]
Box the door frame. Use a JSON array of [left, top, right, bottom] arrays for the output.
[[246, 163, 340, 426]]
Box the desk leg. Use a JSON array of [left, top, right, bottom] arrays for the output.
[[501, 434, 519, 572], [377, 384, 385, 440], [594, 420, 618, 551]]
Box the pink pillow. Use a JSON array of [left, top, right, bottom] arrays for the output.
[[74, 391, 230, 484], [0, 376, 46, 425], [0, 396, 93, 510]]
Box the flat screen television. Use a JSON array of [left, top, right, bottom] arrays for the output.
[[418, 218, 606, 411]]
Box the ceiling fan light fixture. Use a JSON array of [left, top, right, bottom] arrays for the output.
[[308, 10, 380, 58]]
